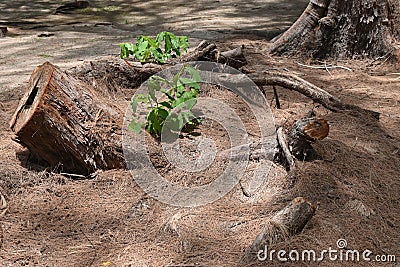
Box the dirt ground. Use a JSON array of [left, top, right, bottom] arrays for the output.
[[1, 1, 400, 267]]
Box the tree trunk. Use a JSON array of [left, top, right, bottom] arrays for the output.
[[9, 62, 125, 175], [270, 0, 400, 58]]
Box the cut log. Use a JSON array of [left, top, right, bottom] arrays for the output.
[[9, 62, 125, 175], [289, 112, 329, 159], [241, 197, 316, 264]]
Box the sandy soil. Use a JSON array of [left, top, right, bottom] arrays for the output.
[[1, 1, 400, 267], [0, 0, 308, 91]]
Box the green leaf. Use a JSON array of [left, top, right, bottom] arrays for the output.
[[159, 101, 173, 109], [178, 77, 200, 92], [168, 117, 180, 131], [146, 107, 170, 135], [137, 39, 148, 51], [131, 94, 149, 113], [164, 34, 172, 54], [155, 31, 166, 43], [161, 88, 176, 101], [182, 97, 197, 110], [172, 65, 186, 86], [171, 37, 181, 55], [130, 97, 139, 113], [136, 94, 150, 103], [153, 75, 172, 87], [185, 66, 202, 83], [128, 119, 145, 133], [147, 78, 160, 102], [119, 43, 136, 59], [177, 113, 185, 129], [179, 36, 190, 51], [178, 77, 197, 87], [156, 107, 169, 120], [150, 47, 166, 63]]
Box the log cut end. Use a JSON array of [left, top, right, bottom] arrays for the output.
[[301, 116, 329, 142], [10, 62, 125, 175], [10, 62, 53, 133], [289, 113, 329, 159]]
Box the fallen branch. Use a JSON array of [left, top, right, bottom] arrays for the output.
[[240, 197, 316, 264], [217, 137, 276, 162], [217, 45, 247, 69]]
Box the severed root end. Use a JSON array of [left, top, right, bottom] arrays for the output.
[[241, 197, 315, 264], [289, 112, 329, 160]]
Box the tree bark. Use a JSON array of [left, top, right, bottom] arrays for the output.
[[10, 62, 125, 175], [270, 0, 400, 58]]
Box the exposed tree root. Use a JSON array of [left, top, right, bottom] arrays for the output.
[[288, 112, 330, 160], [240, 197, 316, 264], [248, 70, 380, 118], [269, 0, 331, 55], [276, 127, 295, 170], [69, 41, 245, 93]]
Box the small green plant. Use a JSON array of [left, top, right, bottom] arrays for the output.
[[119, 31, 190, 63], [129, 65, 202, 136]]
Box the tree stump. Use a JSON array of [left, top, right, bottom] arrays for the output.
[[9, 62, 125, 175]]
